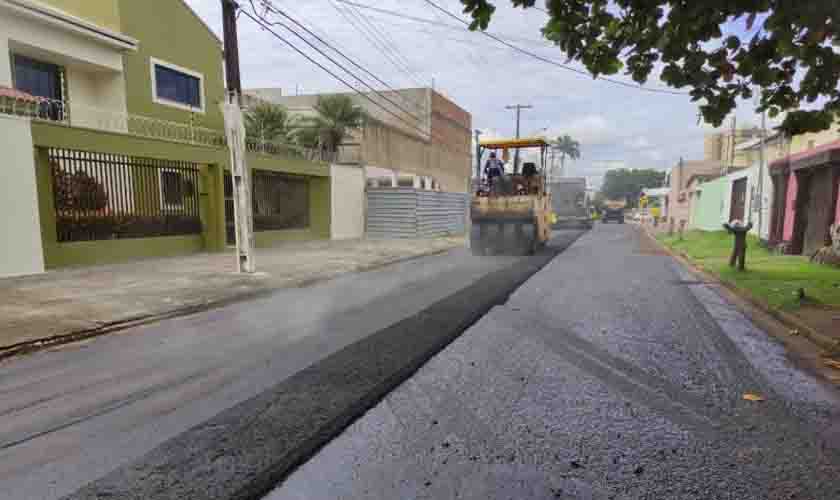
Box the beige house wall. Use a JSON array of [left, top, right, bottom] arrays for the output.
[[246, 88, 472, 193], [0, 115, 45, 277]]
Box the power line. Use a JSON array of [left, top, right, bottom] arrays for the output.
[[345, 0, 424, 85], [237, 8, 470, 156], [334, 0, 552, 48], [328, 0, 425, 87], [358, 0, 689, 96], [256, 0, 428, 116], [421, 0, 688, 95], [245, 1, 425, 126]]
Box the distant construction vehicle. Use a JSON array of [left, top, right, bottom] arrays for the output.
[[602, 199, 627, 224], [471, 137, 552, 256], [550, 178, 592, 229]]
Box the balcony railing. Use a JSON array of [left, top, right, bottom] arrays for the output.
[[0, 91, 366, 166]]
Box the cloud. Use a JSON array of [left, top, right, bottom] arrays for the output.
[[549, 115, 620, 147], [624, 136, 651, 149], [183, 0, 755, 180]]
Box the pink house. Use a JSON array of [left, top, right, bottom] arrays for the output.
[[769, 139, 840, 255]]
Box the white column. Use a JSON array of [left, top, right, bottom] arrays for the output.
[[390, 170, 398, 188], [0, 115, 45, 277], [0, 38, 12, 87], [424, 177, 432, 190], [413, 175, 422, 189]]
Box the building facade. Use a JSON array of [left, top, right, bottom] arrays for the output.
[[688, 163, 774, 241], [0, 0, 332, 278], [665, 159, 724, 231], [769, 139, 840, 256], [245, 87, 473, 194]]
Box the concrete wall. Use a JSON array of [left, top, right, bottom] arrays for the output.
[[0, 115, 45, 277], [690, 164, 773, 240], [250, 88, 431, 140], [246, 88, 472, 194], [691, 177, 727, 231], [789, 124, 840, 155], [330, 164, 365, 240], [65, 65, 128, 129]]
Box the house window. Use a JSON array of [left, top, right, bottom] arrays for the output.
[[160, 169, 195, 210], [151, 58, 204, 112], [12, 55, 63, 101], [12, 54, 65, 120]]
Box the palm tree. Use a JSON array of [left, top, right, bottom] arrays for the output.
[[552, 135, 581, 177], [244, 102, 290, 147], [305, 94, 366, 155]]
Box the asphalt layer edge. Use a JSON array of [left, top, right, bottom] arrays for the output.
[[61, 233, 584, 500], [0, 247, 455, 363]]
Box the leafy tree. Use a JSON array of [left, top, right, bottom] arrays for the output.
[[600, 168, 666, 208], [551, 134, 581, 176], [244, 102, 290, 145], [290, 94, 366, 154], [287, 114, 321, 150], [460, 0, 840, 135]]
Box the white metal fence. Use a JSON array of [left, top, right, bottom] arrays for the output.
[[367, 188, 468, 238]]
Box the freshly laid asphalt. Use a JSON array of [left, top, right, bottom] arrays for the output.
[[265, 224, 840, 500], [0, 231, 584, 500]]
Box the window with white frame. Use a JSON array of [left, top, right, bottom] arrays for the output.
[[151, 58, 204, 112]]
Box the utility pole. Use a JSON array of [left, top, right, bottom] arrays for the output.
[[474, 129, 483, 182], [221, 0, 255, 273], [727, 115, 737, 175], [756, 110, 767, 240], [505, 104, 532, 174]]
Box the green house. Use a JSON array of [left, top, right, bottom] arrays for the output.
[[0, 0, 330, 277]]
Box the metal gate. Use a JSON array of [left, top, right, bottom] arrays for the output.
[[367, 188, 467, 238]]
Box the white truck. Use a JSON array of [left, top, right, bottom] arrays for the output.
[[550, 178, 592, 229]]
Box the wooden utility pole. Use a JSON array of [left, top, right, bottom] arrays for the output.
[[505, 104, 532, 174], [221, 0, 255, 273]]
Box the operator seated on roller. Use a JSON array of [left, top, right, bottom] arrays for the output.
[[483, 152, 504, 194], [521, 162, 540, 194]]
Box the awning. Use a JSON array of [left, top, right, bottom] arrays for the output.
[[770, 138, 840, 175], [479, 137, 549, 149]]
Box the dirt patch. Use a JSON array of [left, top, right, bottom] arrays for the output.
[[635, 226, 669, 255]]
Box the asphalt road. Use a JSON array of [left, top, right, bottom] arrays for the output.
[[0, 245, 551, 500], [266, 224, 840, 500]]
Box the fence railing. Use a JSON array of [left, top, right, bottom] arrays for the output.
[[1, 91, 364, 164], [48, 148, 202, 242]]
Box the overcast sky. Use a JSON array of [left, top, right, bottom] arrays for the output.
[[186, 0, 767, 188]]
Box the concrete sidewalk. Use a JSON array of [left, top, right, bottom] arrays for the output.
[[0, 237, 462, 353]]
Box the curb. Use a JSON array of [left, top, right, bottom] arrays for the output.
[[640, 225, 838, 353], [0, 246, 458, 363], [61, 237, 580, 500]]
